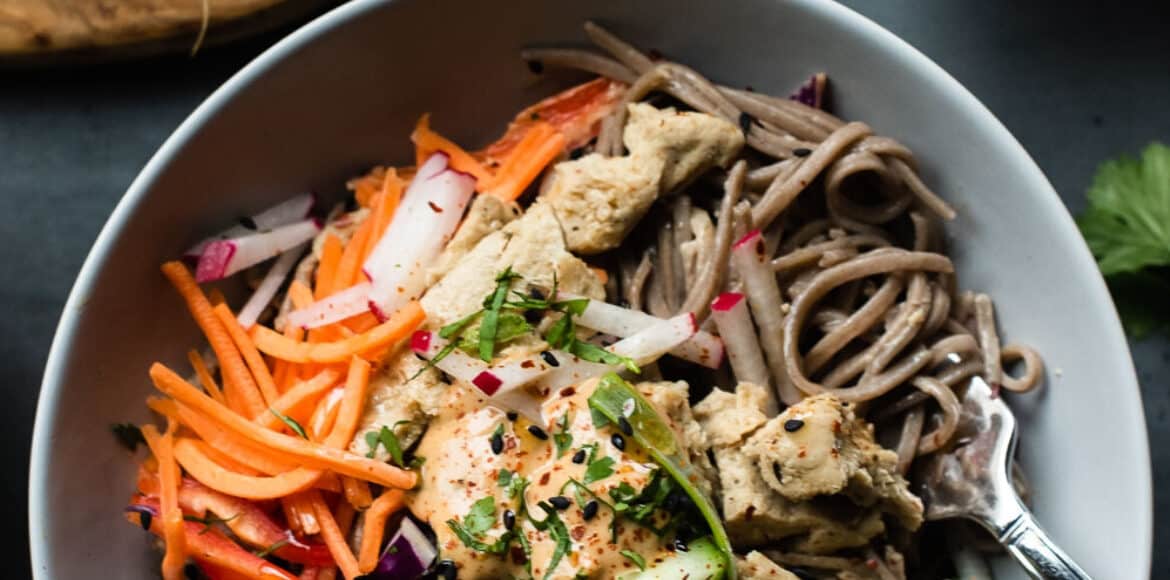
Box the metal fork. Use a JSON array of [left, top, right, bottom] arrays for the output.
[[913, 377, 1092, 579]]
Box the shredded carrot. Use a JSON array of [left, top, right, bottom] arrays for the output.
[[289, 280, 315, 310], [334, 221, 372, 292], [251, 301, 424, 364], [358, 171, 404, 267], [341, 477, 372, 510], [482, 77, 626, 162], [307, 387, 344, 441], [288, 491, 321, 535], [161, 261, 267, 418], [412, 113, 493, 183], [173, 438, 322, 500], [208, 288, 228, 307], [308, 490, 361, 580], [483, 122, 567, 201], [150, 363, 417, 489], [197, 441, 265, 476], [348, 167, 385, 208], [173, 402, 297, 475], [142, 421, 186, 580], [315, 234, 343, 300], [187, 349, 226, 405], [324, 357, 370, 448], [255, 369, 340, 431], [213, 303, 280, 408], [357, 489, 405, 573]]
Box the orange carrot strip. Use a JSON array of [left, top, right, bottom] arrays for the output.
[[334, 221, 372, 292], [348, 167, 385, 208], [308, 491, 361, 580], [315, 234, 343, 300], [161, 261, 267, 418], [174, 402, 298, 475], [213, 303, 280, 408], [482, 77, 625, 162], [411, 114, 493, 183], [142, 421, 186, 580], [484, 123, 567, 201], [324, 357, 370, 448], [357, 490, 406, 573], [255, 369, 340, 431], [198, 441, 265, 476], [289, 280, 315, 310], [307, 387, 344, 441], [187, 349, 226, 405], [208, 288, 228, 307], [173, 438, 322, 500], [341, 477, 372, 510], [150, 363, 417, 489], [358, 172, 404, 268], [340, 312, 379, 334], [251, 302, 424, 364]]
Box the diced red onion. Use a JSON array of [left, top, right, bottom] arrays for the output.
[[184, 193, 315, 259], [558, 294, 724, 368], [366, 517, 436, 579], [364, 153, 475, 320], [731, 230, 801, 407], [237, 244, 306, 329], [194, 219, 320, 282], [710, 291, 778, 415], [789, 73, 827, 109]]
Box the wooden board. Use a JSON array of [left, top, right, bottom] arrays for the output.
[[0, 0, 338, 64]]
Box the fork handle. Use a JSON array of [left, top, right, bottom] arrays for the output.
[[999, 511, 1092, 579]]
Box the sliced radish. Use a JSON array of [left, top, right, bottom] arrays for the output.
[[236, 244, 306, 329], [732, 230, 801, 407], [608, 313, 697, 364], [410, 330, 548, 422], [184, 193, 315, 259], [364, 153, 476, 320], [195, 219, 320, 282], [789, 73, 827, 109], [286, 282, 373, 329], [710, 292, 778, 415], [558, 294, 724, 368]]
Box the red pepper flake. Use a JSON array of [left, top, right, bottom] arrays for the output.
[[427, 201, 443, 213], [539, 472, 551, 486], [866, 559, 879, 570], [798, 449, 807, 458], [571, 525, 586, 541]]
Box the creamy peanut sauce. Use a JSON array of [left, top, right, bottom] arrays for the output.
[[408, 378, 682, 579]]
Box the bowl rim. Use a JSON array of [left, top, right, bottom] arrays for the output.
[[28, 0, 1153, 576]]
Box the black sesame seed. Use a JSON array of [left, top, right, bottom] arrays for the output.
[[549, 496, 571, 510], [503, 509, 516, 530], [569, 147, 586, 160], [572, 449, 587, 464], [528, 287, 547, 300], [526, 60, 544, 74], [435, 559, 458, 580], [617, 417, 634, 436], [792, 147, 812, 158], [139, 511, 153, 531], [738, 112, 754, 135], [673, 538, 689, 552], [540, 351, 560, 367], [583, 500, 599, 521], [523, 309, 543, 325], [506, 411, 519, 421], [527, 425, 549, 440], [490, 432, 504, 455], [611, 433, 626, 451], [784, 419, 805, 432], [238, 216, 258, 230]]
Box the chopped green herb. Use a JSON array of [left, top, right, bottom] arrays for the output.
[[446, 521, 513, 555], [620, 550, 647, 571], [253, 538, 289, 558], [364, 423, 409, 467], [464, 496, 498, 536], [269, 408, 308, 439], [386, 544, 399, 554], [479, 267, 521, 361], [568, 340, 639, 373], [498, 467, 513, 488], [111, 423, 146, 452], [553, 413, 573, 459], [530, 502, 572, 580], [183, 512, 239, 535], [584, 456, 615, 485], [440, 309, 483, 339], [457, 313, 532, 355]]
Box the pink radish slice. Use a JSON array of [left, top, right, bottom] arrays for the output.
[[731, 230, 801, 407], [236, 244, 306, 329], [558, 293, 724, 368], [286, 282, 373, 329], [364, 153, 475, 321], [195, 219, 320, 283], [410, 330, 548, 422], [184, 193, 315, 259], [537, 314, 698, 392], [710, 291, 778, 415]]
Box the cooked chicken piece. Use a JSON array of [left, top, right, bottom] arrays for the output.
[[736, 551, 801, 580], [427, 194, 520, 285]]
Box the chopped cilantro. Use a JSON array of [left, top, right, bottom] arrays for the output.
[[620, 550, 647, 571], [253, 538, 289, 558], [364, 422, 410, 467], [553, 413, 573, 458], [583, 456, 615, 485], [479, 268, 522, 361], [269, 408, 308, 439], [183, 512, 238, 535]]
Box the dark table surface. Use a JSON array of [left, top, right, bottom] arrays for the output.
[[3, 1, 1167, 576]]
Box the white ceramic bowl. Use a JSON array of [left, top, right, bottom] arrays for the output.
[[29, 0, 1152, 577]]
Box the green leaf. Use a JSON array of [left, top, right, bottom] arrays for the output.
[[111, 423, 146, 452], [440, 309, 483, 339], [183, 512, 239, 535], [463, 496, 498, 536], [457, 313, 532, 355], [446, 520, 513, 555], [620, 550, 647, 571], [269, 409, 308, 439], [554, 298, 590, 316], [553, 413, 573, 459], [545, 312, 575, 350], [588, 373, 736, 580], [1076, 143, 1170, 276], [530, 502, 572, 580], [568, 340, 639, 374], [365, 423, 409, 467], [584, 456, 615, 485], [253, 538, 289, 558], [479, 267, 521, 361]]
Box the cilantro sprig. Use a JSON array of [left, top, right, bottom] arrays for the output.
[[1077, 143, 1170, 337]]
